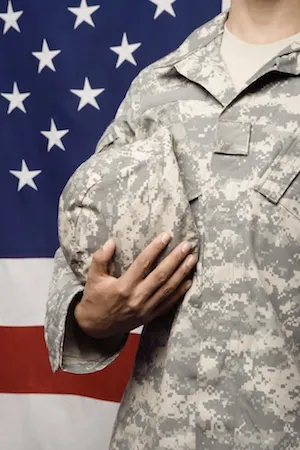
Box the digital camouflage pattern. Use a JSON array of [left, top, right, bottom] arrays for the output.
[[58, 125, 200, 284], [45, 11, 300, 449]]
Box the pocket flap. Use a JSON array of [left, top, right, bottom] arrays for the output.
[[254, 137, 300, 204], [215, 120, 251, 156]]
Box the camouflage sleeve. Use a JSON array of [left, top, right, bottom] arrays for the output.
[[44, 247, 129, 373], [44, 74, 143, 374]]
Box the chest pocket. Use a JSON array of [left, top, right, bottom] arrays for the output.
[[254, 136, 300, 219]]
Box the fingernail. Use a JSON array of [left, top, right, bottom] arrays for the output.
[[186, 255, 197, 267], [161, 232, 172, 244], [181, 241, 192, 253], [103, 239, 113, 250]]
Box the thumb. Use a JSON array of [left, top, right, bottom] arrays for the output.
[[92, 239, 116, 275]]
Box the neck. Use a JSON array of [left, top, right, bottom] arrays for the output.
[[227, 0, 300, 44]]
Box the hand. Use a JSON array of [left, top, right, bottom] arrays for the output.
[[74, 232, 197, 339]]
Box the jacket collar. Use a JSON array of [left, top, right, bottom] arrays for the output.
[[155, 11, 228, 69], [156, 11, 300, 107]]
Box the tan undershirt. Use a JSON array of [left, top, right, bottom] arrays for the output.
[[220, 24, 300, 91]]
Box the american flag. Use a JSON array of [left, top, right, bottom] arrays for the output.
[[0, 0, 225, 448]]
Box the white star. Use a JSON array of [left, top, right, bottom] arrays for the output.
[[41, 119, 69, 152], [70, 77, 104, 111], [10, 160, 41, 192], [1, 82, 30, 114], [110, 33, 142, 68], [0, 1, 23, 34], [150, 0, 176, 19], [68, 0, 100, 29], [32, 39, 61, 73]]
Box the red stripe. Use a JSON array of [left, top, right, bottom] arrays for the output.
[[0, 326, 140, 402]]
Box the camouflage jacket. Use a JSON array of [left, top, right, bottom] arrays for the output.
[[45, 11, 300, 450]]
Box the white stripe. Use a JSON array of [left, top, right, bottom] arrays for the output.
[[0, 393, 118, 450], [0, 258, 142, 332], [222, 0, 231, 11], [0, 258, 53, 326]]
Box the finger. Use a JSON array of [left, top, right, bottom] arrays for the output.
[[147, 279, 193, 322], [140, 241, 197, 300], [91, 239, 116, 276], [120, 231, 173, 291]]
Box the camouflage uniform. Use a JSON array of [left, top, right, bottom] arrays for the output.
[[45, 10, 300, 450]]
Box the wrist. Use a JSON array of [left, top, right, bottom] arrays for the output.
[[74, 298, 107, 339]]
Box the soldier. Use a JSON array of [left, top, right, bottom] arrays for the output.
[[45, 0, 300, 448]]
